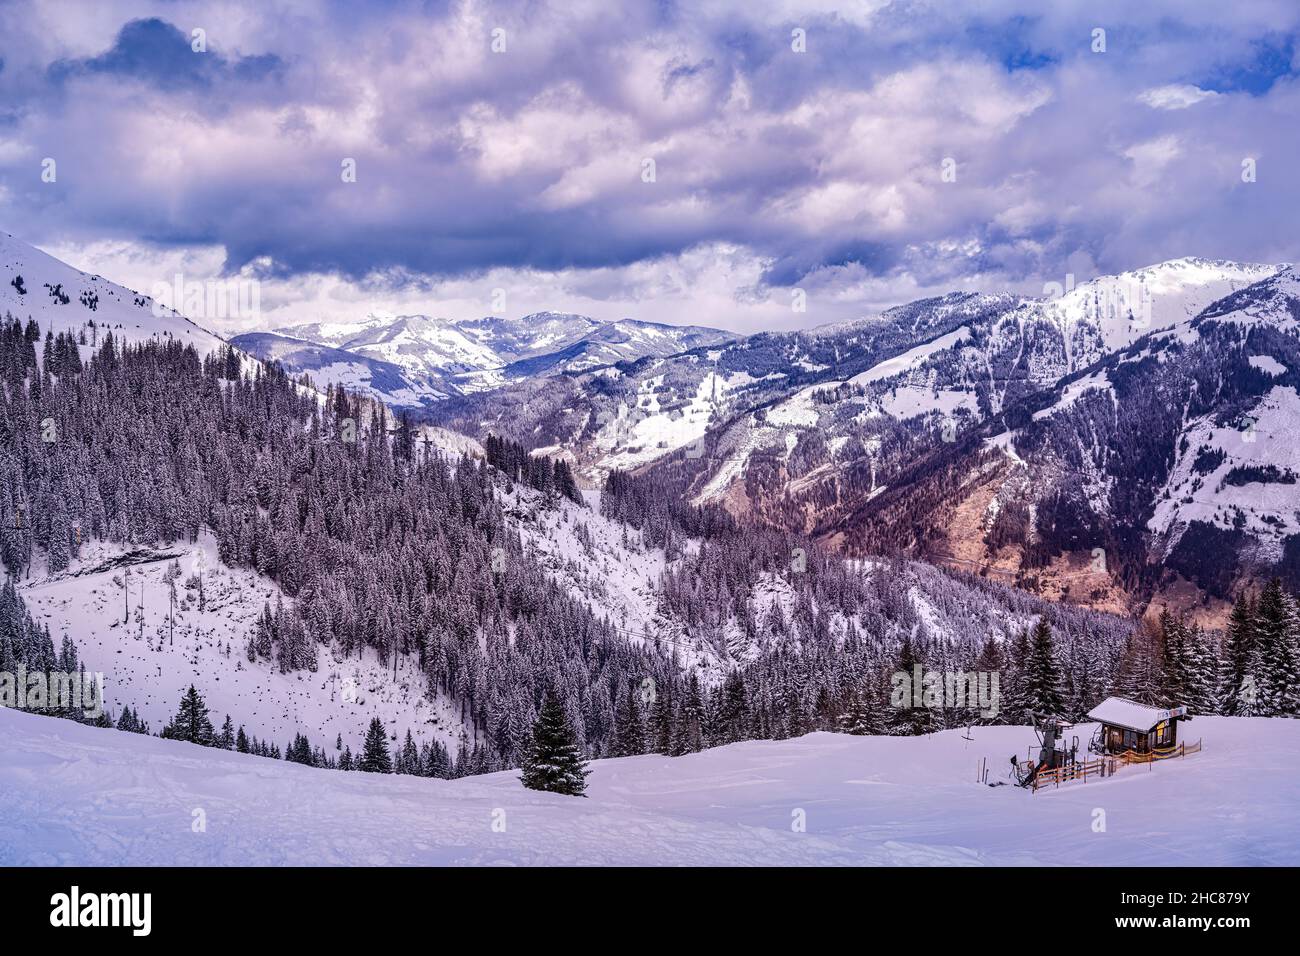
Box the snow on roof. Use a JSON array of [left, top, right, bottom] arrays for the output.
[[1087, 697, 1186, 732]]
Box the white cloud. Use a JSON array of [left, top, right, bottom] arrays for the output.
[[1139, 84, 1220, 110]]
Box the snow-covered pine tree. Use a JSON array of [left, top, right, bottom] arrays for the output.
[[358, 716, 393, 773], [715, 670, 750, 744], [217, 715, 235, 750], [1157, 609, 1189, 708], [1020, 617, 1066, 718], [1110, 625, 1163, 706], [421, 739, 451, 778], [1181, 623, 1220, 715], [839, 678, 885, 735], [398, 729, 419, 774], [1221, 590, 1258, 715], [1254, 579, 1299, 717], [889, 635, 937, 735], [669, 673, 705, 754], [520, 691, 590, 796], [649, 683, 673, 754], [999, 629, 1033, 725], [161, 685, 216, 746], [611, 685, 645, 757]]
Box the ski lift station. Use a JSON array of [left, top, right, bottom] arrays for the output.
[[1002, 698, 1201, 791], [1086, 697, 1190, 755]]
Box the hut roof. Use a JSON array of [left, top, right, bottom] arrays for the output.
[[1087, 697, 1187, 733]]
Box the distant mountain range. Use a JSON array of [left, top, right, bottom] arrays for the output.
[[231, 311, 736, 404], [425, 257, 1299, 620]]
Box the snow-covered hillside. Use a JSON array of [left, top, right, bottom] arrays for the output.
[[0, 231, 227, 355], [16, 533, 465, 756], [2, 708, 1294, 866]]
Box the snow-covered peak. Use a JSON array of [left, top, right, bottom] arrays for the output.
[[277, 312, 402, 348], [1037, 257, 1281, 349]]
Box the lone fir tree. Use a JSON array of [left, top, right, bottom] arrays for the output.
[[161, 684, 216, 746], [358, 716, 393, 773], [520, 691, 590, 796]]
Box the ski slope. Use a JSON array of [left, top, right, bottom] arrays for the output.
[[16, 533, 465, 757], [2, 710, 1295, 866]]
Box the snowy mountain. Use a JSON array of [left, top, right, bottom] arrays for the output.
[[821, 265, 1300, 619], [424, 258, 1294, 619], [0, 231, 228, 356], [234, 310, 736, 406], [4, 706, 1296, 865]]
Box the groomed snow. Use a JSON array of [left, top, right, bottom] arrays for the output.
[[3, 709, 1295, 866]]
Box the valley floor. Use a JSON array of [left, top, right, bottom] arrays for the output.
[[1, 709, 1295, 866]]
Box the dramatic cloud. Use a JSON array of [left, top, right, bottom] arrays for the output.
[[1, 0, 1298, 332]]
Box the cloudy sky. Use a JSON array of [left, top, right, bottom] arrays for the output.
[[1, 0, 1298, 334]]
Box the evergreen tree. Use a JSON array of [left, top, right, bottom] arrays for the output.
[[1221, 591, 1258, 715], [1181, 623, 1219, 714], [422, 739, 451, 778], [973, 635, 1011, 724], [1000, 628, 1033, 724], [161, 685, 216, 746], [520, 691, 590, 796], [1158, 609, 1189, 707], [669, 673, 705, 755], [1255, 579, 1299, 716], [716, 670, 750, 743], [398, 729, 419, 774], [1020, 618, 1066, 718], [217, 714, 235, 750], [611, 686, 645, 758], [840, 678, 886, 735], [889, 635, 937, 735], [358, 717, 393, 773], [649, 684, 674, 754]]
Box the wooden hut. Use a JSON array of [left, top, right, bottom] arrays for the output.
[[1087, 697, 1190, 755]]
